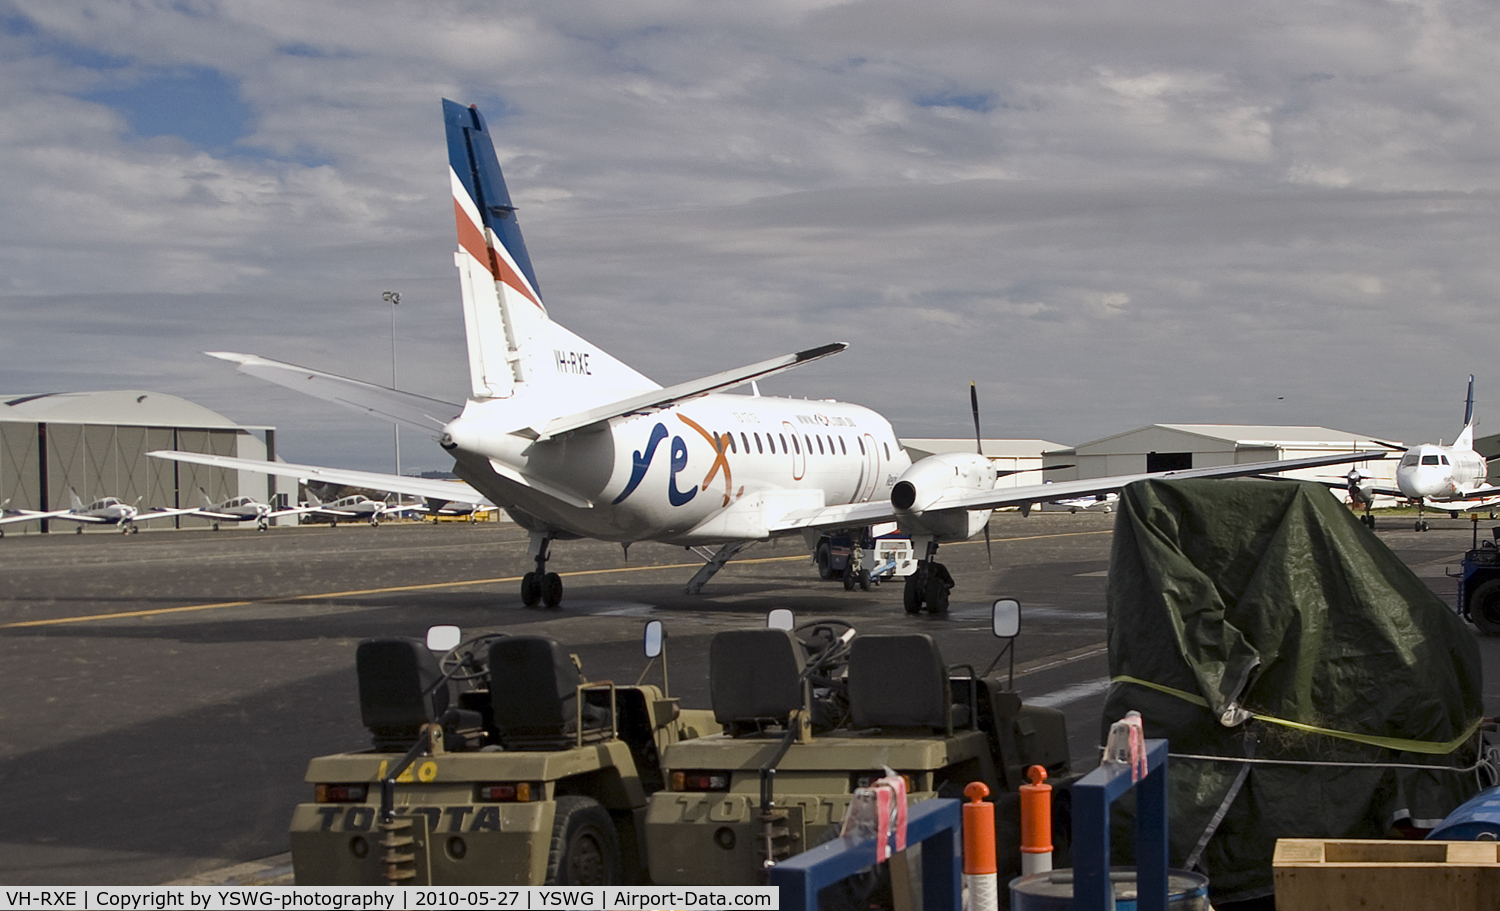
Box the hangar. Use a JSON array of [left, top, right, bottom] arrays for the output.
[[0, 391, 284, 530], [1041, 424, 1400, 503]]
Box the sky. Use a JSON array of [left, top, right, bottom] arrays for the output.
[[2, 0, 1499, 473]]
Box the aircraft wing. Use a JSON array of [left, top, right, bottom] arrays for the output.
[[769, 450, 1391, 532], [147, 451, 496, 507], [0, 509, 70, 526], [49, 513, 109, 524], [205, 352, 463, 432], [519, 342, 847, 441]]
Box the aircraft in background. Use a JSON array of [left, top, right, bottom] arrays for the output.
[[151, 99, 1386, 611], [1050, 491, 1119, 514], [193, 488, 320, 531], [1335, 376, 1499, 531], [302, 490, 390, 527], [47, 491, 198, 534]]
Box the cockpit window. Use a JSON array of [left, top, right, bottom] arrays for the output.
[[1422, 455, 1441, 465], [1440, 455, 1450, 465], [1401, 453, 1419, 467]]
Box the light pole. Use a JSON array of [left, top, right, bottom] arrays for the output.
[[383, 290, 401, 478]]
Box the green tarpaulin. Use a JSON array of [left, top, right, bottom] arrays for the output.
[[1102, 478, 1484, 905]]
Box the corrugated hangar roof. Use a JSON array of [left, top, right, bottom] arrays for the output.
[[0, 390, 248, 430], [1067, 423, 1397, 451]]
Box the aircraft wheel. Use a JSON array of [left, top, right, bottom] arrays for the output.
[[132, 525, 139, 534], [521, 571, 542, 607], [903, 571, 925, 614], [544, 796, 621, 886], [542, 572, 564, 609], [858, 569, 872, 592], [370, 517, 380, 527], [212, 522, 220, 531], [843, 570, 856, 591], [1469, 580, 1500, 635], [815, 541, 834, 580], [76, 526, 82, 534]]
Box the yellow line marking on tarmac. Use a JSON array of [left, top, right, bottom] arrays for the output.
[[1, 527, 1111, 630]]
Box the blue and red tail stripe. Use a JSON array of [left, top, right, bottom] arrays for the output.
[[444, 99, 543, 309]]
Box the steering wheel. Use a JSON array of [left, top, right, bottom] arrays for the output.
[[439, 632, 508, 683], [793, 619, 856, 667]]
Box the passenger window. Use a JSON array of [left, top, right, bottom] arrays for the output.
[[816, 436, 825, 455], [780, 433, 788, 452], [858, 438, 866, 455], [884, 442, 890, 460], [839, 436, 847, 455], [724, 433, 735, 453], [741, 432, 750, 453], [754, 433, 764, 453]]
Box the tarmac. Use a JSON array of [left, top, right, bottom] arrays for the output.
[[1, 510, 1497, 886]]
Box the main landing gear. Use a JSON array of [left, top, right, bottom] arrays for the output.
[[522, 533, 563, 609], [903, 541, 953, 615]]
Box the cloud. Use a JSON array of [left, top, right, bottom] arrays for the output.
[[1, 0, 1498, 469]]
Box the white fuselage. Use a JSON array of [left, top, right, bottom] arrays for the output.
[[76, 497, 137, 525], [443, 392, 913, 545], [1396, 443, 1488, 501], [209, 496, 270, 521]]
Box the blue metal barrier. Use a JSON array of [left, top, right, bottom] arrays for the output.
[[1071, 738, 1170, 911], [767, 798, 961, 911]]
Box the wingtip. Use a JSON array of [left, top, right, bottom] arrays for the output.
[[795, 342, 848, 362]]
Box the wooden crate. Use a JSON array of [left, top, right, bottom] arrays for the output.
[[1274, 838, 1500, 910]]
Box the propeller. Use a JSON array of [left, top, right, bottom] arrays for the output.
[[971, 381, 992, 567]]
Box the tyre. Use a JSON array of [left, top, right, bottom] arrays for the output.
[[542, 572, 564, 608], [815, 541, 834, 580], [545, 796, 621, 886], [521, 571, 541, 607], [1470, 579, 1500, 635], [903, 571, 924, 614], [858, 569, 872, 592], [843, 569, 856, 591]]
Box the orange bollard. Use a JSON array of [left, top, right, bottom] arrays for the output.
[[962, 781, 998, 911], [1020, 765, 1053, 875]]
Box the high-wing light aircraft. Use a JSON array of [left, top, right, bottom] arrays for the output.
[[151, 99, 1386, 610], [1335, 376, 1497, 531]]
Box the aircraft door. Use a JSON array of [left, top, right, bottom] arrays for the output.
[[783, 421, 805, 481], [858, 433, 880, 501]]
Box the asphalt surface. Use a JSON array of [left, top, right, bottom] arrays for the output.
[[1, 509, 1497, 886]]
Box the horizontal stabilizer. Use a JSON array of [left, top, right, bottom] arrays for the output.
[[206, 352, 463, 431], [148, 451, 494, 506], [522, 342, 848, 441]]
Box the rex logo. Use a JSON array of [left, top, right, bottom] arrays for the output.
[[611, 414, 734, 507]]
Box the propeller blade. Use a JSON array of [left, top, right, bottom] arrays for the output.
[[1369, 439, 1406, 451], [984, 524, 993, 568], [970, 381, 982, 456]]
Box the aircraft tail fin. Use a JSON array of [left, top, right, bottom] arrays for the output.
[[199, 487, 214, 509], [69, 489, 82, 511], [443, 99, 658, 408], [1458, 374, 1477, 449]]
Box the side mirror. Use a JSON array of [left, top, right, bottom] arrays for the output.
[[992, 599, 1021, 639], [427, 625, 462, 652], [644, 619, 665, 659], [767, 608, 795, 631]]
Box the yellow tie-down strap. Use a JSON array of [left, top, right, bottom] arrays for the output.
[[1110, 675, 1485, 756]]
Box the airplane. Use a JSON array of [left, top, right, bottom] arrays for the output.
[[149, 98, 1387, 611], [1050, 491, 1119, 514], [192, 488, 321, 531], [302, 490, 390, 527], [1334, 376, 1499, 531], [47, 491, 199, 534]]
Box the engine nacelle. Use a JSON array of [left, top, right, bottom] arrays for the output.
[[890, 452, 995, 513]]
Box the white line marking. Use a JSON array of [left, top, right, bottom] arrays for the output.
[[1027, 677, 1112, 709]]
